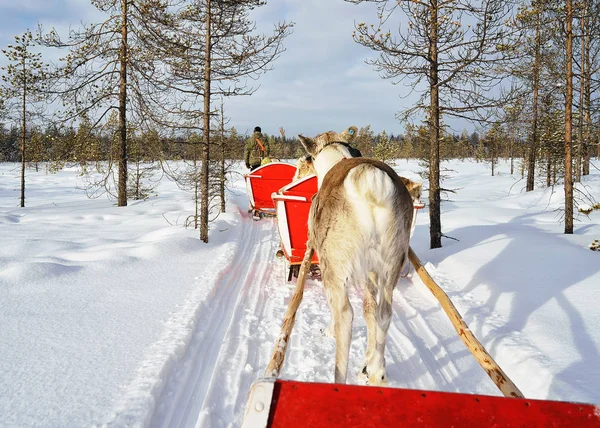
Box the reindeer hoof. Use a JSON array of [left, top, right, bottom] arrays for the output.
[[368, 370, 388, 386], [320, 324, 334, 338], [359, 366, 370, 384]]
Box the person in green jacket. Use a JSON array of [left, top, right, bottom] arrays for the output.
[[244, 126, 270, 171]]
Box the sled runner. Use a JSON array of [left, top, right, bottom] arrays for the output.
[[245, 163, 297, 220], [271, 174, 319, 281]]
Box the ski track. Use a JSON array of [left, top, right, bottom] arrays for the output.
[[148, 211, 294, 428], [147, 207, 552, 427], [387, 288, 464, 392], [149, 214, 275, 428]]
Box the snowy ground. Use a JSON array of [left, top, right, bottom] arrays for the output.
[[1, 159, 599, 427]]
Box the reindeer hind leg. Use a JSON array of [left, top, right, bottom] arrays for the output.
[[361, 272, 378, 382], [366, 274, 395, 386], [322, 269, 353, 384]]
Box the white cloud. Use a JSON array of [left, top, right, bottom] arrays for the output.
[[0, 0, 430, 137], [226, 0, 421, 137]]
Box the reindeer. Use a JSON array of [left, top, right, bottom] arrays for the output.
[[292, 154, 317, 181], [298, 126, 421, 385]]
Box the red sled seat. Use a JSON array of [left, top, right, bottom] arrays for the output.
[[242, 379, 600, 428], [245, 163, 297, 216], [272, 174, 319, 280]]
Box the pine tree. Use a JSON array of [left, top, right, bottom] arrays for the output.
[[26, 127, 46, 171], [39, 0, 173, 206], [155, 1, 292, 241], [1, 30, 50, 207], [348, 0, 515, 248], [373, 130, 395, 164]]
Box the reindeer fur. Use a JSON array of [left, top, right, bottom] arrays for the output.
[[298, 127, 416, 385]]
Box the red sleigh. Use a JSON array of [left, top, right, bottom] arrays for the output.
[[246, 181, 598, 428], [272, 174, 319, 281], [245, 163, 297, 219]]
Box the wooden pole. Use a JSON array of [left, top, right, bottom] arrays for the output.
[[265, 248, 314, 378], [408, 247, 524, 398]]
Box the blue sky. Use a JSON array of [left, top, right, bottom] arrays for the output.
[[0, 0, 460, 138]]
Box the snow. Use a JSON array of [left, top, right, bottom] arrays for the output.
[[1, 159, 599, 427]]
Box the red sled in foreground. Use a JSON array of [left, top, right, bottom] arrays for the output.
[[245, 163, 297, 219], [242, 379, 600, 428]]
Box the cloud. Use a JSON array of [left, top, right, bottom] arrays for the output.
[[0, 1, 430, 137], [225, 0, 422, 137], [0, 1, 106, 65]]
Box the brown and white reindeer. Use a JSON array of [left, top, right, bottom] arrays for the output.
[[292, 154, 317, 181], [298, 126, 421, 385]]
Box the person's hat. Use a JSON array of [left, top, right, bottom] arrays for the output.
[[254, 126, 261, 133]]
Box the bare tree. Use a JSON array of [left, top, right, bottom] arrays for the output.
[[216, 100, 228, 213], [155, 0, 292, 242], [39, 0, 173, 206], [564, 0, 574, 234], [347, 0, 516, 249], [1, 30, 50, 207], [512, 0, 551, 192], [279, 126, 286, 159]]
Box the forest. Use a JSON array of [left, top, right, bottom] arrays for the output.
[[1, 0, 598, 247]]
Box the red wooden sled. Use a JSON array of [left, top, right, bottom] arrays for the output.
[[245, 162, 297, 219], [271, 174, 319, 280], [241, 169, 600, 427], [242, 379, 600, 428], [272, 173, 425, 280]]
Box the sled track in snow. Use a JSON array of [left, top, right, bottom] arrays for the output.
[[149, 215, 278, 428], [147, 212, 516, 427], [386, 289, 463, 392]]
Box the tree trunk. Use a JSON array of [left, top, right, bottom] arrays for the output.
[[546, 150, 551, 187], [194, 156, 199, 229], [564, 0, 574, 234], [510, 131, 514, 175], [20, 58, 26, 208], [582, 1, 591, 176], [521, 147, 525, 178], [280, 127, 286, 159], [135, 160, 140, 200], [117, 0, 128, 207], [575, 2, 585, 184], [200, 0, 212, 243], [428, 0, 442, 249], [491, 137, 496, 177], [219, 101, 226, 214], [526, 17, 541, 192]]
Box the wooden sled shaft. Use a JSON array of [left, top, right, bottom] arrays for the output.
[[408, 246, 524, 398], [265, 248, 315, 378]]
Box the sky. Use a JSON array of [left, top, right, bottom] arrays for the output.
[[0, 0, 470, 138], [1, 159, 599, 426]]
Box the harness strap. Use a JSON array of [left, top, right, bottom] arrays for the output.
[[255, 137, 266, 153]]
